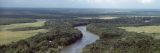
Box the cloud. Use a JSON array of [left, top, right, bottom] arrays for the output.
[[73, 0, 155, 5], [0, 0, 159, 9], [140, 0, 154, 4]]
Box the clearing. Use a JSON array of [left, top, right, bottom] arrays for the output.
[[0, 20, 47, 45], [119, 25, 160, 39]]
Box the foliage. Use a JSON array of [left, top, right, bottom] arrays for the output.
[[0, 20, 47, 45], [0, 18, 36, 25], [83, 17, 160, 53], [0, 19, 82, 53]]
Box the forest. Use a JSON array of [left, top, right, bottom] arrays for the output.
[[0, 18, 36, 25], [83, 17, 160, 53], [0, 19, 83, 53], [0, 8, 160, 53]]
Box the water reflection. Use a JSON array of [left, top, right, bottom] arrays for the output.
[[60, 26, 99, 53]]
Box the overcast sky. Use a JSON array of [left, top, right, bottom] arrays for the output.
[[0, 0, 159, 9]]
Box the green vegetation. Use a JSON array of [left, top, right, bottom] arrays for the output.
[[0, 20, 45, 30], [1, 8, 160, 19], [1, 17, 160, 53], [119, 26, 160, 33], [0, 19, 82, 53], [0, 29, 47, 45], [0, 20, 47, 45], [0, 18, 36, 25], [82, 17, 160, 53], [83, 24, 156, 53], [1, 8, 160, 53], [7, 27, 43, 31], [119, 26, 160, 39]]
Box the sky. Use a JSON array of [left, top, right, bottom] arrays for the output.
[[0, 0, 159, 9]]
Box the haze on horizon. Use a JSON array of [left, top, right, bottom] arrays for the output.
[[0, 0, 159, 9]]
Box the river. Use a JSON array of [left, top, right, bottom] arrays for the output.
[[60, 26, 99, 53]]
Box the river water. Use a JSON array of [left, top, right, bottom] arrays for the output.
[[60, 26, 99, 53]]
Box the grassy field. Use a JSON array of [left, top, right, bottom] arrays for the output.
[[0, 20, 47, 45], [0, 20, 45, 30], [119, 25, 160, 39]]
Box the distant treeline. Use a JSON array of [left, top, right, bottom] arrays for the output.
[[7, 27, 43, 31], [0, 15, 77, 19], [0, 18, 36, 25], [1, 8, 160, 19]]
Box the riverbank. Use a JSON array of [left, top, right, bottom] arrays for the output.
[[82, 23, 160, 53], [0, 19, 83, 53], [60, 26, 99, 53]]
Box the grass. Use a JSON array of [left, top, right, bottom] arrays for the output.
[[119, 26, 160, 33], [0, 20, 45, 30], [0, 20, 47, 45], [0, 29, 47, 45], [119, 25, 160, 39]]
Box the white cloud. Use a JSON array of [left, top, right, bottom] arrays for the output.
[[68, 0, 149, 8], [0, 0, 159, 8], [71, 0, 155, 4], [140, 0, 154, 4]]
